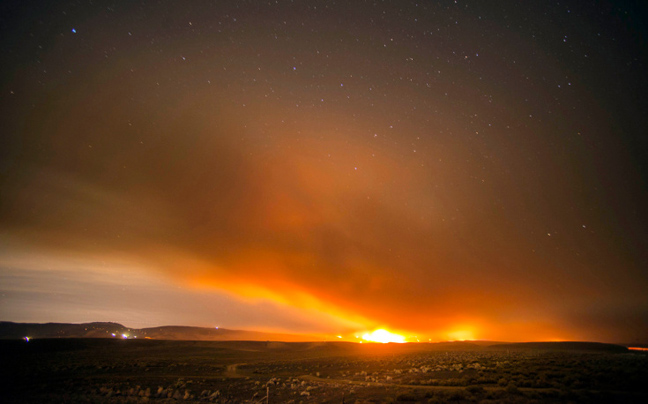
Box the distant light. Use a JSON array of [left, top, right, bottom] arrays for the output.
[[24, 336, 30, 342], [71, 28, 76, 33], [111, 333, 116, 337], [337, 335, 342, 339], [122, 334, 128, 339]]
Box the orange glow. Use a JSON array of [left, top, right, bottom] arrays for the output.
[[446, 329, 476, 341], [361, 329, 406, 343], [146, 247, 590, 342], [113, 132, 590, 343], [184, 273, 374, 334]]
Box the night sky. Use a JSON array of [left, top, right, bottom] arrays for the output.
[[1, 0, 647, 343]]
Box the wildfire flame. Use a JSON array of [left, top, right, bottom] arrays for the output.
[[361, 329, 406, 343]]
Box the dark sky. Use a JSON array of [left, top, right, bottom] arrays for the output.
[[1, 0, 647, 343]]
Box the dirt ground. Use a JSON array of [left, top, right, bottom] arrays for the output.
[[1, 339, 646, 403]]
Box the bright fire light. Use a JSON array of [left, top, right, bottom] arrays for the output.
[[361, 329, 406, 343]]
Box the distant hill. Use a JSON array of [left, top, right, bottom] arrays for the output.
[[488, 341, 629, 353], [0, 323, 634, 350], [0, 321, 320, 342]]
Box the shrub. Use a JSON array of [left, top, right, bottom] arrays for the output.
[[505, 382, 519, 394], [447, 389, 468, 401], [465, 385, 485, 395], [396, 392, 419, 401]]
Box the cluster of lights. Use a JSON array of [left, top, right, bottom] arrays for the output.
[[110, 332, 137, 339]]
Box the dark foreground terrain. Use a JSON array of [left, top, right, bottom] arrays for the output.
[[1, 339, 646, 403]]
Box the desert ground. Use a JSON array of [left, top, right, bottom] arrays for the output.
[[2, 339, 647, 403]]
